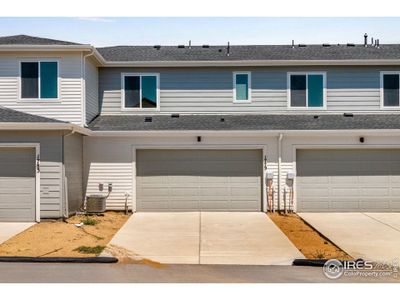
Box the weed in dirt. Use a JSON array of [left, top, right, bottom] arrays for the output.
[[313, 249, 327, 259], [74, 245, 105, 254], [81, 217, 98, 226]]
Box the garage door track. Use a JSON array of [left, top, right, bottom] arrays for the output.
[[104, 212, 304, 265]]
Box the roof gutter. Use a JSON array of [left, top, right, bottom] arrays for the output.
[[0, 44, 93, 52], [2, 45, 399, 67], [98, 59, 400, 67], [89, 129, 400, 137], [0, 122, 91, 135]]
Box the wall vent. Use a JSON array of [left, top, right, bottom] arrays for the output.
[[144, 117, 153, 122]]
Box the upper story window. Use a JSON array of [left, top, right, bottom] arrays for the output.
[[381, 72, 400, 108], [121, 73, 159, 110], [233, 72, 251, 103], [20, 61, 58, 100], [288, 72, 326, 109]]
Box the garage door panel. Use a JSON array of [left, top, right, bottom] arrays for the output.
[[330, 187, 360, 196], [297, 149, 400, 212], [297, 187, 328, 197], [137, 149, 262, 212]]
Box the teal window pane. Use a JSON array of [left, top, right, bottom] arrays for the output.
[[141, 76, 157, 108], [124, 76, 140, 108], [290, 75, 306, 107], [40, 62, 58, 98], [383, 74, 399, 106], [308, 75, 323, 107], [235, 74, 248, 100], [21, 62, 39, 98]]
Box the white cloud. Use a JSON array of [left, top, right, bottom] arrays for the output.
[[76, 17, 115, 23]]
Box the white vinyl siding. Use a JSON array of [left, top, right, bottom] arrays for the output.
[[0, 53, 83, 125]]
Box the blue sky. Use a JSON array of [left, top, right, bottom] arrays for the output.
[[0, 17, 399, 47]]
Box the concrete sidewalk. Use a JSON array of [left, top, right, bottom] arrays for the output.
[[299, 213, 400, 262], [104, 212, 304, 265], [0, 223, 34, 244]]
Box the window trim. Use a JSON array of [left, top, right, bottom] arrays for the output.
[[18, 59, 60, 102], [121, 72, 160, 111], [287, 72, 327, 110], [380, 71, 400, 110], [233, 71, 252, 103]]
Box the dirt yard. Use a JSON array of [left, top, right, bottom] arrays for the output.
[[0, 211, 130, 257], [268, 213, 353, 260]]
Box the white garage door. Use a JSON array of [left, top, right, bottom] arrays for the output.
[[136, 149, 262, 211], [0, 148, 36, 222], [296, 149, 400, 212]]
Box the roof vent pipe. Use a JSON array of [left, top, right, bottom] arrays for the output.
[[364, 33, 368, 47], [291, 40, 295, 48], [377, 39, 380, 48], [188, 40, 192, 49], [227, 42, 230, 56], [371, 37, 374, 46]]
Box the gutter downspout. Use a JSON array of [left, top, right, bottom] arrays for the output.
[[61, 129, 76, 219], [277, 133, 283, 212], [82, 48, 95, 127]]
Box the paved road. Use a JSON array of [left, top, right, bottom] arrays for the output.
[[0, 263, 398, 283]]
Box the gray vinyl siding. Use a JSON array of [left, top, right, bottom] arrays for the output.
[[98, 66, 399, 115], [85, 57, 99, 124], [0, 53, 84, 125], [0, 131, 63, 218], [64, 133, 83, 215]]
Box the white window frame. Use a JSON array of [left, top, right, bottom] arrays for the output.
[[287, 72, 327, 110], [233, 71, 252, 103], [18, 59, 60, 102], [380, 71, 400, 110], [121, 73, 160, 111]]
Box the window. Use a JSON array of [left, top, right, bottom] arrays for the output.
[[233, 72, 251, 102], [288, 73, 325, 108], [122, 73, 159, 109], [20, 61, 58, 99], [381, 72, 400, 108]]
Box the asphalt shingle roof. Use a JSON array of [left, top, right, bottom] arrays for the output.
[[96, 44, 400, 62], [0, 106, 65, 123], [88, 114, 400, 131], [0, 35, 81, 46]]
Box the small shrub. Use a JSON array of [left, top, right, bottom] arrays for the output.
[[81, 217, 98, 226], [313, 249, 327, 259], [74, 245, 105, 255]]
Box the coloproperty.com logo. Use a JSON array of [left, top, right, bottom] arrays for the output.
[[323, 259, 399, 279]]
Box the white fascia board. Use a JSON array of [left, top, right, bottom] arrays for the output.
[[100, 59, 400, 67], [0, 122, 91, 135], [90, 129, 400, 137], [0, 45, 93, 52]]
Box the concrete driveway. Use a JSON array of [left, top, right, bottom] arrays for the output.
[[0, 223, 34, 244], [299, 213, 400, 262], [105, 212, 304, 265]]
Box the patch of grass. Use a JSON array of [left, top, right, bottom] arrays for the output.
[[81, 217, 98, 226], [74, 245, 105, 255]]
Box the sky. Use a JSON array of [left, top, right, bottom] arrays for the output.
[[0, 17, 399, 47]]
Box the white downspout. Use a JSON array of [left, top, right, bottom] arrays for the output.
[[82, 48, 95, 127], [277, 133, 283, 211]]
